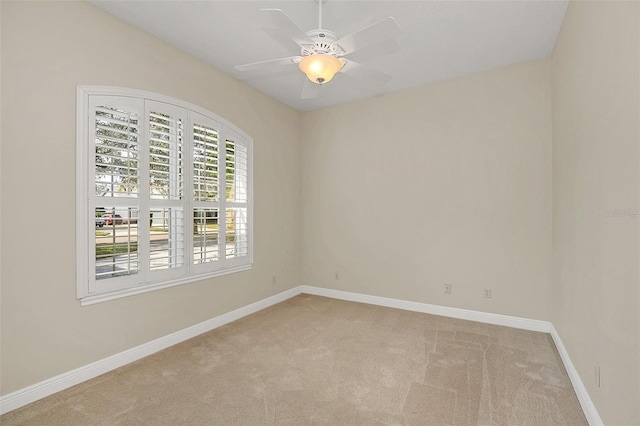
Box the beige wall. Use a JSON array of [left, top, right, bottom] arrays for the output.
[[551, 1, 640, 424], [301, 59, 552, 321], [0, 1, 301, 394]]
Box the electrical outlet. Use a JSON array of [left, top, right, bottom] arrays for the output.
[[484, 288, 492, 298], [335, 272, 339, 280], [595, 364, 601, 387], [271, 276, 276, 286], [444, 283, 452, 294]]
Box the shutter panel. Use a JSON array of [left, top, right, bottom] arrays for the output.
[[193, 123, 219, 202], [149, 110, 183, 200], [149, 207, 184, 271], [94, 106, 139, 198], [225, 207, 249, 260], [193, 207, 220, 264], [224, 137, 248, 203], [224, 134, 250, 261], [95, 206, 139, 280], [90, 97, 143, 289]]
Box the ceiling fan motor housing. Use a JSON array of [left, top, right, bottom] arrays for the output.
[[301, 29, 345, 57]]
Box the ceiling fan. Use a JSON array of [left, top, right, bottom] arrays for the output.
[[235, 0, 403, 99]]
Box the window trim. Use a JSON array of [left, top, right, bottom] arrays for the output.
[[76, 86, 253, 306]]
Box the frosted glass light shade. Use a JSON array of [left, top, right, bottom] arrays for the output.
[[298, 54, 345, 85]]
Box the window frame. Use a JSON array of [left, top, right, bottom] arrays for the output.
[[76, 86, 253, 306]]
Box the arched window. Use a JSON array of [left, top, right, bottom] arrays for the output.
[[76, 87, 252, 305]]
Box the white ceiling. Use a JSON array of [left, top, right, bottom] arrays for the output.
[[89, 0, 568, 112]]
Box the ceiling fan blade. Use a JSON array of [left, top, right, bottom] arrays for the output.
[[341, 61, 392, 87], [343, 39, 401, 64], [335, 17, 403, 55], [301, 78, 319, 99], [260, 9, 315, 49], [235, 56, 301, 72], [262, 28, 305, 54]]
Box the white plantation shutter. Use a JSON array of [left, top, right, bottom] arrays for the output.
[[191, 112, 222, 271], [223, 131, 250, 264], [146, 102, 186, 278], [89, 96, 143, 292], [78, 87, 252, 305]]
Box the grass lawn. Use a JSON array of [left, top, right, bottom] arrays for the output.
[[96, 243, 137, 257]]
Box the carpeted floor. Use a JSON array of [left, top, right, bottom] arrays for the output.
[[1, 294, 587, 425]]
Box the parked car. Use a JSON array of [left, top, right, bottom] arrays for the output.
[[103, 214, 123, 225], [95, 217, 105, 228]]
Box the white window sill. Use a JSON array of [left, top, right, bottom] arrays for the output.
[[79, 264, 252, 306]]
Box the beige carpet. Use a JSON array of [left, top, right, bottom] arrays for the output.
[[1, 294, 587, 425]]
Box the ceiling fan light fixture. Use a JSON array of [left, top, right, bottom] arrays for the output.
[[298, 54, 345, 85]]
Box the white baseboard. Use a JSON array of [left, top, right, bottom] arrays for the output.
[[300, 285, 551, 332], [0, 287, 301, 415], [1, 285, 602, 426], [549, 324, 604, 426]]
